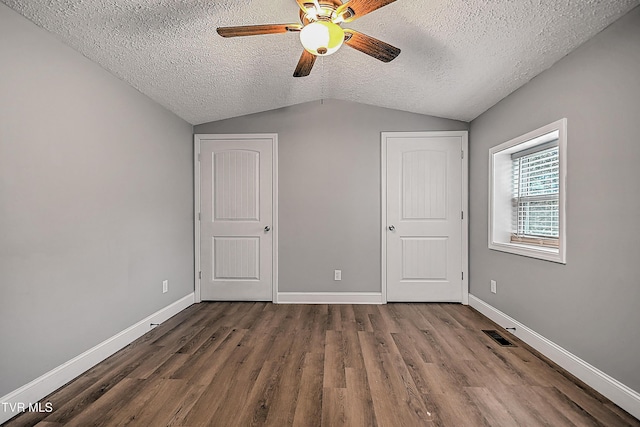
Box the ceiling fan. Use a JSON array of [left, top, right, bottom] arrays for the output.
[[217, 0, 400, 77]]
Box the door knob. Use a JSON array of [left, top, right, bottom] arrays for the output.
[[388, 225, 395, 231], [264, 226, 271, 232]]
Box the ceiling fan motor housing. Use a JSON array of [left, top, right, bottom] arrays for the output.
[[299, 0, 344, 25]]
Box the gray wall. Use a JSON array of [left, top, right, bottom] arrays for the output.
[[0, 4, 194, 396], [469, 6, 640, 392], [196, 100, 467, 293]]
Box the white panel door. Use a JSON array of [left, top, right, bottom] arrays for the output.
[[199, 136, 274, 301], [384, 132, 467, 302]]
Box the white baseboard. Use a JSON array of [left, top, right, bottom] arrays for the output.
[[469, 294, 640, 420], [276, 292, 384, 304], [0, 293, 195, 425]]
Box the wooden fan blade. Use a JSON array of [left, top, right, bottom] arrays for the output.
[[293, 50, 317, 77], [336, 0, 396, 22], [217, 24, 302, 38], [344, 29, 400, 62]]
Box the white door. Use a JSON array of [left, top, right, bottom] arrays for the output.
[[383, 132, 468, 302], [197, 135, 276, 301]]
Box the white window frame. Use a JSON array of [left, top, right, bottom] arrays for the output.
[[488, 119, 567, 264]]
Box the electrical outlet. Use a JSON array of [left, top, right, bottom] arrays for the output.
[[334, 270, 342, 281], [490, 280, 497, 294], [163, 280, 168, 293]]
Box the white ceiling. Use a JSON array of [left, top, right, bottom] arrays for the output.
[[3, 0, 638, 125]]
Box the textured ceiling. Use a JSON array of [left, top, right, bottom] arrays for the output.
[[3, 0, 638, 125]]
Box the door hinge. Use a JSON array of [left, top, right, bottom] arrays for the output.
[[461, 211, 464, 220], [198, 153, 201, 161], [199, 271, 202, 279], [198, 212, 201, 221], [462, 272, 464, 280], [461, 150, 464, 159]]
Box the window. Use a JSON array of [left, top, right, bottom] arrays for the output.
[[511, 142, 559, 246], [489, 119, 566, 263]]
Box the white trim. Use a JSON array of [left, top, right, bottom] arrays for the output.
[[0, 293, 195, 425], [460, 133, 469, 305], [381, 131, 469, 304], [193, 134, 278, 303], [469, 294, 640, 420], [381, 135, 388, 304], [272, 136, 279, 303], [276, 292, 384, 304], [194, 136, 202, 302]]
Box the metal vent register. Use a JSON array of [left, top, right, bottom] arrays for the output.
[[482, 330, 516, 347]]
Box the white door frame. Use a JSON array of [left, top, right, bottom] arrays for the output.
[[194, 134, 279, 303], [381, 131, 469, 304]]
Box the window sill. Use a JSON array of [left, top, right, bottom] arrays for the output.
[[489, 240, 566, 264]]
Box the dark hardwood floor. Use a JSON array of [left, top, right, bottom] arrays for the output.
[[4, 302, 639, 426]]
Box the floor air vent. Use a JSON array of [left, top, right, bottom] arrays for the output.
[[482, 330, 516, 347]]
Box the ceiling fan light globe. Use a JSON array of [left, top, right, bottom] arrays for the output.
[[300, 21, 344, 56]]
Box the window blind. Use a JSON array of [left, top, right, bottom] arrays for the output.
[[511, 141, 559, 240]]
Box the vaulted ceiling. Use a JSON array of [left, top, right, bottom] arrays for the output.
[[3, 0, 638, 125]]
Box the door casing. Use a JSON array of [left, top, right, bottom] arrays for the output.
[[381, 131, 469, 304], [194, 134, 278, 303]]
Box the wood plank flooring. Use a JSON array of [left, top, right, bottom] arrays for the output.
[[4, 303, 639, 426]]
